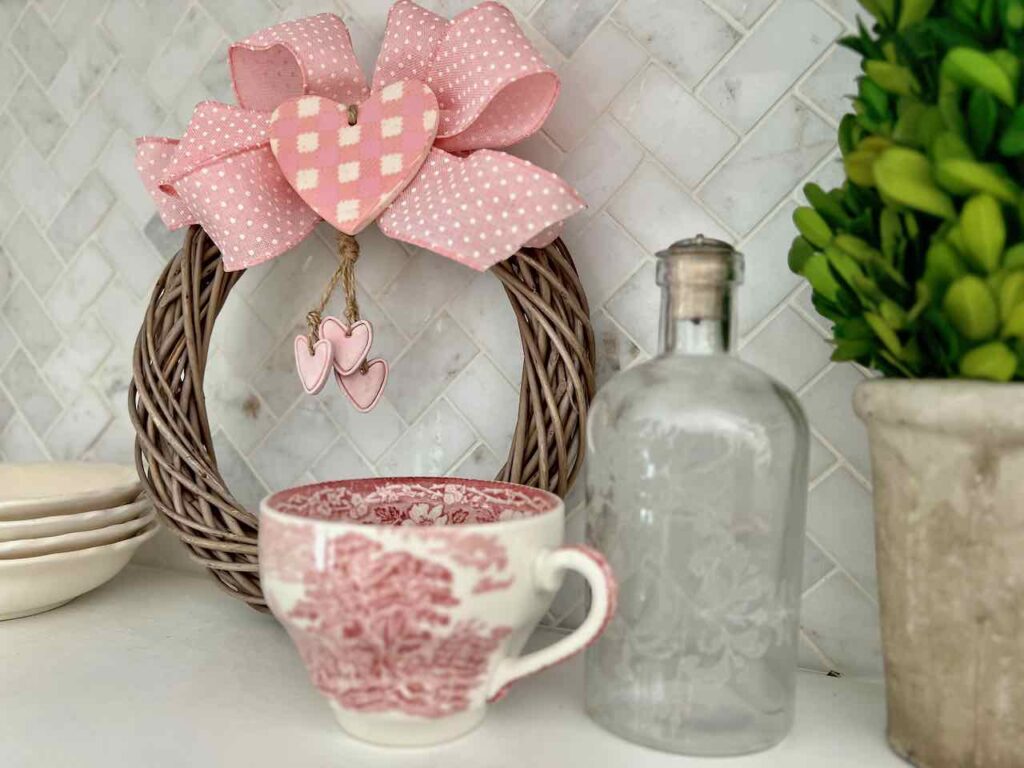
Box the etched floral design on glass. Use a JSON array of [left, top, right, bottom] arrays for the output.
[[584, 237, 809, 756]]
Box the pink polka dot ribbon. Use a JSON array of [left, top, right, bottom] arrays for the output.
[[135, 2, 584, 272]]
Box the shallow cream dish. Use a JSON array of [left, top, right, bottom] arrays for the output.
[[0, 463, 142, 521], [0, 509, 156, 560], [0, 497, 149, 542], [0, 522, 158, 620]]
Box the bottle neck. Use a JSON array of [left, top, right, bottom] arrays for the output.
[[658, 283, 736, 356]]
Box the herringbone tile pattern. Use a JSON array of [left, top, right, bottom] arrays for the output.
[[0, 0, 881, 676]]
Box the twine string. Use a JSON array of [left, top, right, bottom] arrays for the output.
[[305, 231, 361, 353]]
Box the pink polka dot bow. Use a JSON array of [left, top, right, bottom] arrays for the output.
[[135, 1, 585, 272]]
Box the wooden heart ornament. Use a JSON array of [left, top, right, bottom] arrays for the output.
[[319, 317, 372, 376], [338, 359, 388, 413], [269, 81, 439, 235], [293, 336, 332, 395]]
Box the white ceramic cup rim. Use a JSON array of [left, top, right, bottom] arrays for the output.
[[260, 476, 564, 531]]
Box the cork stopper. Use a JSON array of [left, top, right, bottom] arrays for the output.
[[656, 235, 743, 321]]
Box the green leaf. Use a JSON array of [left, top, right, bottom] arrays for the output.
[[874, 147, 958, 218], [893, 100, 928, 145], [859, 76, 893, 120], [967, 89, 999, 156], [833, 233, 881, 262], [921, 308, 963, 373], [880, 299, 909, 328], [811, 293, 846, 322], [899, 0, 936, 27], [944, 274, 1000, 339], [909, 280, 932, 320], [793, 207, 833, 249], [959, 341, 1017, 379], [845, 150, 879, 186], [924, 240, 967, 292], [788, 237, 815, 274], [903, 210, 920, 242], [998, 270, 1024, 321], [803, 183, 850, 228], [1001, 300, 1024, 336], [826, 245, 883, 305], [803, 253, 841, 303], [989, 49, 1020, 92], [1002, 0, 1024, 30], [917, 106, 949, 149], [840, 34, 872, 58], [879, 348, 918, 377], [933, 159, 1021, 202], [838, 114, 863, 155], [946, 224, 968, 254], [997, 107, 1024, 156], [866, 311, 904, 354], [1003, 243, 1024, 269], [939, 90, 967, 136], [865, 61, 920, 95], [960, 194, 1006, 272], [980, 0, 999, 33], [931, 130, 975, 163], [832, 338, 876, 360], [879, 206, 904, 261], [941, 48, 1017, 107], [834, 316, 875, 339]]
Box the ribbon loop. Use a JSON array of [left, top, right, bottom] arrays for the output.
[[373, 1, 559, 152], [230, 14, 369, 111]]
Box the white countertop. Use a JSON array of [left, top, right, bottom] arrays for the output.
[[0, 566, 902, 767]]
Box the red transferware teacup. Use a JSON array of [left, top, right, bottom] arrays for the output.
[[259, 477, 616, 746]]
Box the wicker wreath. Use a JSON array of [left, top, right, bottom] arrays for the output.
[[129, 225, 596, 609]]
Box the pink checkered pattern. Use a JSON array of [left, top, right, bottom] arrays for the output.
[[269, 82, 439, 235]]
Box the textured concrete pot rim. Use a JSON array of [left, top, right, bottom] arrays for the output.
[[854, 378, 1024, 436]]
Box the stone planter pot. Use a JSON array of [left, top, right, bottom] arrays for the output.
[[854, 380, 1024, 768]]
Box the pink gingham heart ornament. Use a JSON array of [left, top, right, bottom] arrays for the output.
[[338, 359, 388, 413], [319, 317, 373, 376], [268, 83, 438, 235], [294, 336, 333, 395]]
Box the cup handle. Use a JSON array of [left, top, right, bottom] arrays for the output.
[[486, 545, 617, 701]]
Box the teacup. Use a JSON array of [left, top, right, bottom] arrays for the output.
[[259, 477, 616, 747]]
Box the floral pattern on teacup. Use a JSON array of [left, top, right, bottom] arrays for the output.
[[276, 531, 513, 718], [267, 478, 558, 525]]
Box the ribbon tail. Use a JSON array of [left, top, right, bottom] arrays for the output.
[[378, 148, 585, 272], [135, 137, 197, 230]]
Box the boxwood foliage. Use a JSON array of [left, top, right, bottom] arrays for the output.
[[790, 0, 1024, 380]]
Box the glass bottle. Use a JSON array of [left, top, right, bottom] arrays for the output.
[[584, 235, 809, 756]]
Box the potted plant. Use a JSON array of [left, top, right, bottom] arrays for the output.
[[788, 1, 1024, 765]]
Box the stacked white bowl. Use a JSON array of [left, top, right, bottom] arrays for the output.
[[0, 462, 158, 621]]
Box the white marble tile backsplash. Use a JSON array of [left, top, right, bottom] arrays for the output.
[[0, 0, 881, 676], [699, 0, 841, 131]]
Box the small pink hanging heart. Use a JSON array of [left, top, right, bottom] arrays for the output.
[[319, 316, 373, 376], [293, 336, 332, 395], [269, 81, 439, 235], [337, 359, 388, 413]]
